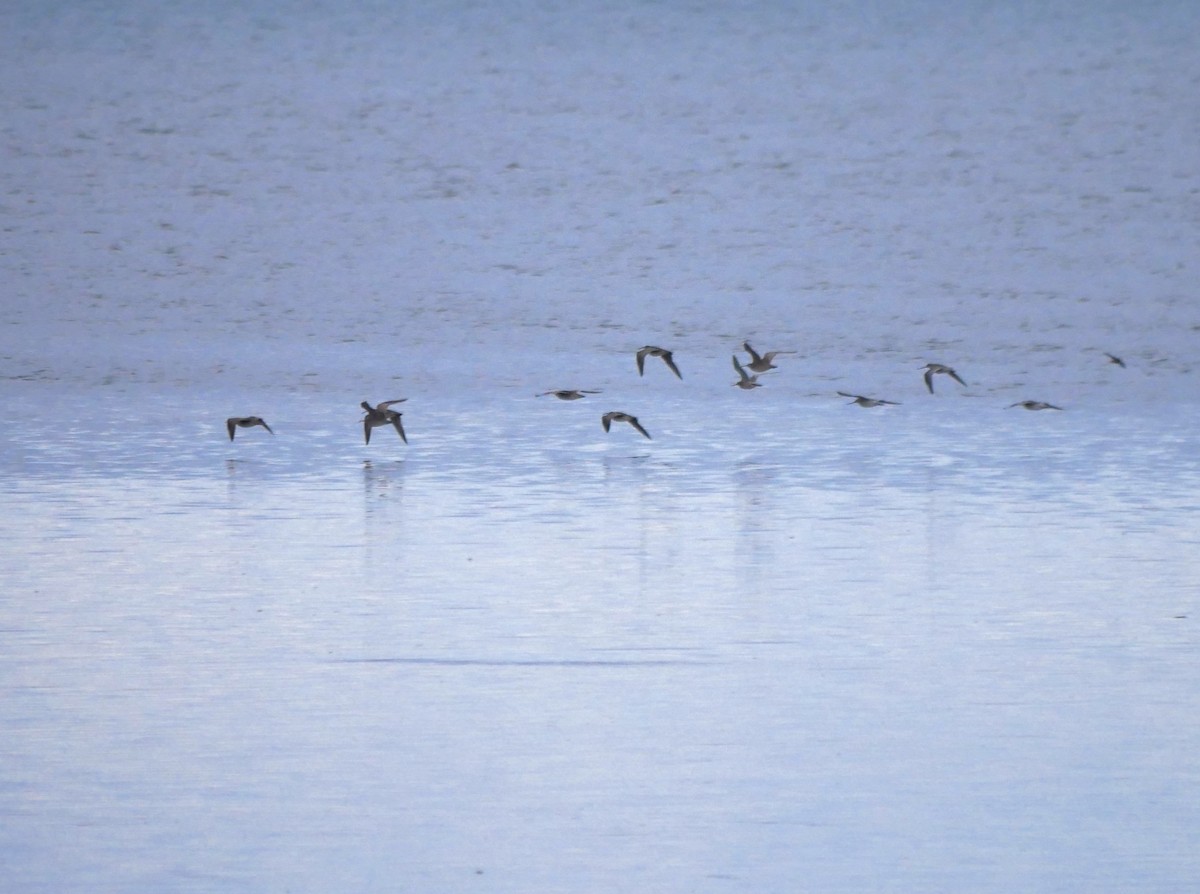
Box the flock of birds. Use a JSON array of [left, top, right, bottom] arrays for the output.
[[225, 342, 1128, 443]]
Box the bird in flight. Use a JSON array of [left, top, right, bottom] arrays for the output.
[[921, 362, 967, 394], [537, 389, 602, 400], [1008, 400, 1062, 411], [361, 399, 408, 444], [226, 416, 273, 441], [742, 341, 792, 373], [602, 411, 652, 439], [837, 391, 900, 408], [636, 345, 682, 379], [732, 355, 762, 390]]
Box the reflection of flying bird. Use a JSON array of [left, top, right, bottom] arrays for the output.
[[361, 399, 408, 444], [226, 416, 273, 441], [602, 411, 652, 439], [537, 389, 602, 400], [837, 391, 900, 408], [731, 355, 761, 390], [636, 345, 682, 379], [1008, 400, 1062, 411], [742, 341, 792, 373], [921, 362, 967, 394], [1104, 352, 1126, 368]]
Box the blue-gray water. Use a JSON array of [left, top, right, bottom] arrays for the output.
[[3, 388, 1198, 892], [2, 1, 1199, 891]]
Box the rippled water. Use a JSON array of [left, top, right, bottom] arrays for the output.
[[3, 384, 1198, 892], [4, 0, 1200, 891]]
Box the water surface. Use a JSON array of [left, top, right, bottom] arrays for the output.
[[2, 0, 1199, 890]]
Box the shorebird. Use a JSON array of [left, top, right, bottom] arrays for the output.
[[361, 399, 407, 444], [732, 355, 762, 390], [742, 341, 791, 374], [636, 345, 682, 379], [602, 411, 651, 439], [1008, 400, 1062, 411], [537, 389, 602, 400], [922, 362, 967, 394], [1104, 352, 1126, 368], [837, 391, 900, 408], [226, 417, 273, 441]]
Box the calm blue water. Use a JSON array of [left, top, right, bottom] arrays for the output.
[[2, 383, 1198, 892], [3, 0, 1200, 890]]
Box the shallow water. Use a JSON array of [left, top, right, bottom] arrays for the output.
[[3, 0, 1200, 890], [2, 385, 1198, 892]]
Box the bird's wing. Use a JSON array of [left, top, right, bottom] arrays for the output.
[[923, 368, 934, 393], [631, 418, 652, 439], [226, 419, 237, 441], [392, 416, 407, 444], [949, 369, 966, 386], [378, 399, 407, 410], [662, 352, 682, 379], [601, 413, 613, 432], [261, 420, 274, 434], [363, 418, 372, 444], [742, 341, 761, 362]]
